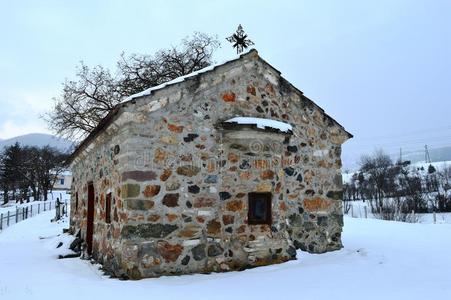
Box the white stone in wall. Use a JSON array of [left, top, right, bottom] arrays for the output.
[[264, 71, 279, 85], [182, 239, 201, 246], [313, 149, 329, 158], [197, 210, 213, 216]]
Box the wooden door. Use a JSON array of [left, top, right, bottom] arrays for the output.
[[86, 182, 95, 255]]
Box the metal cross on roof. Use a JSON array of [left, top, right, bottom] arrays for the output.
[[226, 24, 255, 54]]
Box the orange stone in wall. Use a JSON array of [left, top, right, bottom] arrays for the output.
[[147, 215, 160, 222], [143, 185, 161, 198], [253, 159, 269, 169], [279, 201, 287, 211], [239, 171, 252, 180], [247, 85, 256, 96], [154, 148, 167, 163], [157, 241, 184, 263], [167, 123, 184, 133], [265, 83, 275, 96], [160, 169, 172, 181], [222, 91, 236, 102], [226, 200, 244, 212], [228, 152, 239, 163], [304, 197, 332, 212], [166, 214, 178, 222], [260, 170, 275, 180]]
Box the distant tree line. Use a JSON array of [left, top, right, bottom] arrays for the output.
[[343, 150, 451, 220], [0, 143, 68, 204], [45, 32, 220, 141]]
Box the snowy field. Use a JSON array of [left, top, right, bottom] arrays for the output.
[[0, 211, 450, 300]]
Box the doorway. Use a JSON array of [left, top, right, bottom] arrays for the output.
[[86, 182, 95, 255]]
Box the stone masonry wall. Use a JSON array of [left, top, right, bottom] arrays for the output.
[[70, 50, 350, 279], [70, 124, 130, 267]]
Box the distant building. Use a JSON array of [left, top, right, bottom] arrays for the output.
[[68, 50, 352, 279], [53, 171, 72, 190]]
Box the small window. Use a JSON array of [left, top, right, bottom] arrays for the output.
[[105, 193, 112, 224], [248, 192, 272, 225], [60, 178, 65, 185]]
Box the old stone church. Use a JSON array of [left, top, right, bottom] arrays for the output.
[[68, 49, 352, 279]]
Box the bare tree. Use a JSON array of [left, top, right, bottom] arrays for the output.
[[359, 149, 393, 212], [117, 32, 220, 96], [45, 64, 121, 141], [45, 32, 220, 140]]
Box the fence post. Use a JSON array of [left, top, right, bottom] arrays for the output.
[[44, 202, 46, 212], [433, 211, 436, 224], [364, 206, 368, 218], [0, 213, 3, 230], [7, 211, 10, 226], [38, 203, 40, 214], [30, 205, 33, 217], [351, 205, 354, 218], [15, 208, 18, 223]]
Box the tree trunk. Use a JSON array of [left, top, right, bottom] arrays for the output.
[[2, 189, 8, 205]]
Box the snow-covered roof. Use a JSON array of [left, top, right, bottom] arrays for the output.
[[224, 117, 293, 133], [122, 49, 254, 103]]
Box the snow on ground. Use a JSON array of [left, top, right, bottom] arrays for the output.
[[1, 212, 450, 300]]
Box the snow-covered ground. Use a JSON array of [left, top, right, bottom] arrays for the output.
[[0, 211, 450, 300]]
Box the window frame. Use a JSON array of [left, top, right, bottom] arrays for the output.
[[248, 192, 272, 225]]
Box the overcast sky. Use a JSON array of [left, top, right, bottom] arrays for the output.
[[0, 0, 450, 169]]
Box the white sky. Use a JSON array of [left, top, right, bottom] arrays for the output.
[[0, 0, 450, 168]]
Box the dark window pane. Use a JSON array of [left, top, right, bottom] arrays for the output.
[[253, 199, 266, 220], [248, 192, 271, 225]]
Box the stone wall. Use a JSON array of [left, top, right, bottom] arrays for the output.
[[70, 50, 350, 279]]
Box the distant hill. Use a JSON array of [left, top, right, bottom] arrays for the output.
[[0, 133, 74, 153]]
